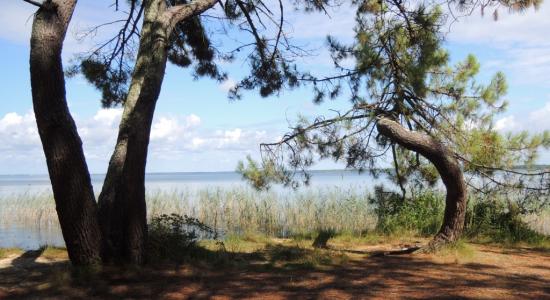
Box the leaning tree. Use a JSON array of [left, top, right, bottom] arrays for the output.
[[25, 0, 331, 265], [239, 0, 550, 250], [28, 0, 102, 265]]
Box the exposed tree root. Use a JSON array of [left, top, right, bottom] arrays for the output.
[[369, 246, 422, 257]]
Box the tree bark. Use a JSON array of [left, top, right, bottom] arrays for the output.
[[98, 0, 169, 264], [97, 0, 220, 264], [376, 117, 467, 250], [29, 0, 102, 265]]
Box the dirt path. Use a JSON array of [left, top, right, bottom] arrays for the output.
[[1, 244, 549, 299]]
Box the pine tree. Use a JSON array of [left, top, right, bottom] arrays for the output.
[[239, 0, 550, 250]]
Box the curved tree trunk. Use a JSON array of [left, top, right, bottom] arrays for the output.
[[29, 0, 102, 265], [98, 0, 169, 265], [376, 117, 467, 250]]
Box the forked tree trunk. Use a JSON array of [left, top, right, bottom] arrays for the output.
[[98, 0, 169, 264], [96, 0, 220, 264], [29, 0, 102, 265], [376, 117, 467, 250]]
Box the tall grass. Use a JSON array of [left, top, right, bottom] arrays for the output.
[[190, 187, 374, 236], [1, 186, 548, 246], [0, 186, 376, 238], [372, 190, 444, 236], [0, 191, 57, 228]]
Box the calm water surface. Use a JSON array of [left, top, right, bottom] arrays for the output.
[[0, 170, 378, 196]]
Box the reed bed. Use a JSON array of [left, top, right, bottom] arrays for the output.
[[0, 191, 58, 228], [1, 186, 548, 245], [0, 186, 376, 238], [524, 210, 550, 237]]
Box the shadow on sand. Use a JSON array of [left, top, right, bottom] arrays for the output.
[[1, 245, 549, 299]]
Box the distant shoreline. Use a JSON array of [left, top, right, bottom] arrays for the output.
[[0, 169, 371, 177], [0, 164, 548, 177]]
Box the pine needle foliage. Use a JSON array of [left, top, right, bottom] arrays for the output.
[[239, 0, 550, 213]]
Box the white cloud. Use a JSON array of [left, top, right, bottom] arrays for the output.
[[0, 108, 275, 173], [495, 101, 550, 163], [522, 101, 550, 132], [494, 115, 518, 132], [185, 114, 201, 127], [0, 107, 283, 173], [448, 4, 550, 47], [219, 78, 237, 92], [1, 2, 134, 62], [222, 128, 242, 143], [92, 108, 123, 126], [151, 117, 180, 141], [150, 114, 201, 142], [529, 102, 550, 122], [191, 137, 205, 149], [0, 111, 40, 152], [0, 112, 24, 129], [447, 2, 550, 87], [493, 101, 550, 134]]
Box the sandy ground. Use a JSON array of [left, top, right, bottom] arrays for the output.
[[0, 244, 549, 299]]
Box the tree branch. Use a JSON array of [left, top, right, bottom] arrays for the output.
[[164, 0, 218, 35], [376, 117, 441, 160], [235, 0, 267, 60], [22, 0, 46, 9]]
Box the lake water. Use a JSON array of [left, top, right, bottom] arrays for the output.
[[0, 170, 377, 196], [0, 170, 386, 249]]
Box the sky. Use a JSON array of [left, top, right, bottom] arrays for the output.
[[0, 0, 549, 175]]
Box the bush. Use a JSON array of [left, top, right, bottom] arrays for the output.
[[465, 198, 548, 244], [147, 213, 215, 262], [371, 187, 444, 236], [369, 186, 548, 245]]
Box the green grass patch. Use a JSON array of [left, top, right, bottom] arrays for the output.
[[264, 243, 349, 270], [220, 234, 268, 253], [39, 245, 68, 260], [0, 247, 23, 259], [435, 240, 476, 260]]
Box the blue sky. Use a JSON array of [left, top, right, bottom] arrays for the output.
[[0, 1, 549, 174]]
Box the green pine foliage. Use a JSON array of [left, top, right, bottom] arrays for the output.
[[238, 0, 550, 215]]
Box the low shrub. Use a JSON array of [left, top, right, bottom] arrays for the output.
[[371, 187, 444, 236], [147, 213, 216, 263], [465, 198, 549, 245]]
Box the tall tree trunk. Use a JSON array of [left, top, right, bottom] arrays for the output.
[[98, 0, 169, 264], [29, 0, 102, 265], [97, 0, 220, 264], [376, 117, 467, 250]]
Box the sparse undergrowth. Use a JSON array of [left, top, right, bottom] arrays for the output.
[[39, 246, 69, 260], [0, 248, 22, 259], [432, 239, 476, 261], [147, 225, 350, 270]]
